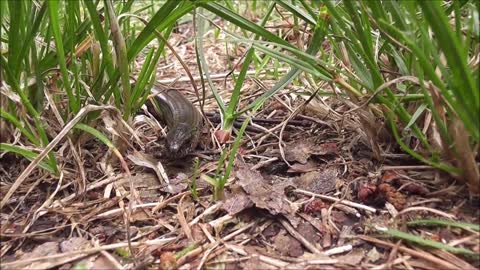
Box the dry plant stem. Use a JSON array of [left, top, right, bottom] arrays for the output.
[[358, 235, 464, 270], [395, 206, 456, 220], [197, 242, 220, 270], [1, 238, 175, 269], [279, 218, 321, 254], [205, 256, 252, 266], [381, 165, 435, 170], [450, 118, 480, 193], [371, 256, 413, 270], [323, 244, 353, 256], [294, 188, 377, 213], [69, 139, 87, 192], [25, 171, 64, 233], [176, 221, 256, 267], [278, 89, 319, 167], [0, 105, 118, 209], [409, 198, 443, 206], [96, 202, 161, 219], [3, 175, 47, 229], [53, 175, 124, 207], [327, 176, 362, 233], [345, 76, 422, 114], [47, 81, 88, 192], [448, 234, 480, 247], [225, 243, 288, 268], [199, 223, 216, 243], [177, 194, 193, 242], [152, 190, 197, 213], [430, 249, 477, 270], [157, 68, 288, 84], [4, 172, 66, 257], [189, 202, 223, 226], [226, 243, 338, 268], [321, 208, 332, 248]]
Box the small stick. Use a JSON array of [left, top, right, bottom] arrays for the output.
[[279, 218, 321, 254], [294, 189, 377, 213]]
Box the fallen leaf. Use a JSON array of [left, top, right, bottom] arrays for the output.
[[235, 164, 294, 216], [336, 249, 365, 265], [60, 237, 91, 252], [294, 168, 338, 194], [297, 221, 321, 244], [285, 141, 311, 164], [273, 232, 303, 257], [366, 247, 382, 263], [285, 140, 338, 165], [222, 187, 254, 215], [378, 183, 406, 210], [310, 142, 338, 156], [287, 161, 319, 173]]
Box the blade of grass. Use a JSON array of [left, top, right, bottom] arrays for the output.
[[381, 228, 476, 256], [105, 0, 131, 119], [199, 1, 294, 49], [418, 0, 479, 141], [48, 0, 78, 113], [407, 219, 480, 232], [274, 0, 316, 26], [0, 109, 39, 145], [0, 143, 56, 173]]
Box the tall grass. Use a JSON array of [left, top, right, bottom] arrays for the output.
[[1, 0, 478, 197]]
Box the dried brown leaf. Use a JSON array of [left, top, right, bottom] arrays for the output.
[[294, 168, 338, 194], [235, 165, 294, 216], [287, 161, 319, 173], [272, 232, 303, 257], [284, 140, 311, 164]]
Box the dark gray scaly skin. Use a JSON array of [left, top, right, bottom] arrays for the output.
[[146, 88, 203, 158]]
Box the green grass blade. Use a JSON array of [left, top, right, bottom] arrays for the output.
[[128, 0, 184, 60], [7, 0, 23, 79], [84, 0, 115, 77], [199, 2, 294, 49], [48, 0, 78, 113], [0, 143, 56, 173], [74, 123, 114, 148], [0, 109, 39, 145], [381, 228, 476, 256], [105, 0, 131, 119], [14, 2, 47, 78], [418, 0, 479, 141], [274, 0, 316, 26], [407, 219, 480, 232]]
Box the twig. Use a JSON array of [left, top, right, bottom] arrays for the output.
[[396, 206, 456, 220], [279, 218, 321, 254], [358, 235, 461, 270], [294, 189, 377, 213], [279, 88, 320, 166], [1, 238, 175, 269], [189, 202, 223, 226], [323, 244, 352, 256]]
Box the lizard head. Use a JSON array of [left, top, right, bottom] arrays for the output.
[[165, 123, 198, 157]]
